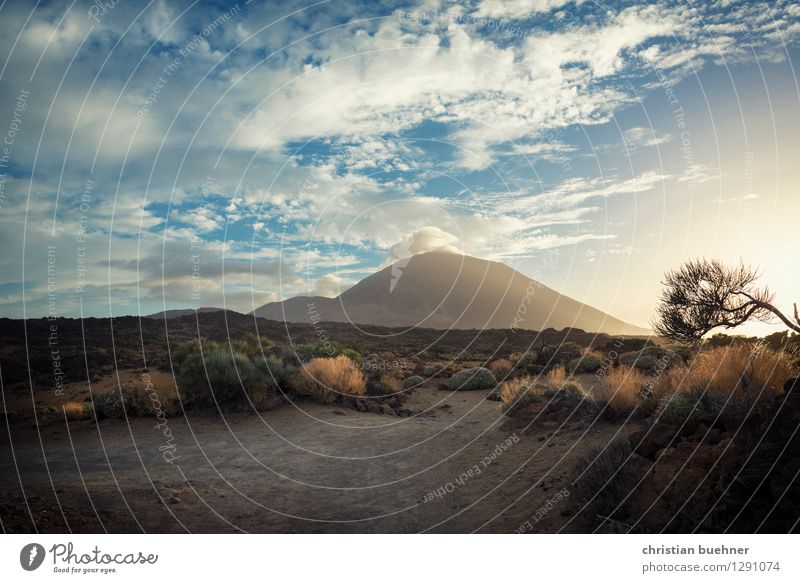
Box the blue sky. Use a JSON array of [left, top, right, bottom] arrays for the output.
[[0, 0, 798, 333]]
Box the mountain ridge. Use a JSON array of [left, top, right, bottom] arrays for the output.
[[252, 252, 651, 335]]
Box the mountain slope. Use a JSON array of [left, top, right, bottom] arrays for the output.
[[252, 252, 651, 335]]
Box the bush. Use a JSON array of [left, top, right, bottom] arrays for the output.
[[424, 364, 454, 377], [63, 401, 92, 420], [488, 358, 513, 377], [231, 333, 273, 360], [341, 348, 362, 364], [618, 346, 681, 372], [538, 342, 583, 367], [291, 356, 366, 403], [562, 382, 587, 399], [652, 344, 796, 405], [255, 355, 296, 390], [567, 354, 604, 373], [660, 392, 704, 427], [546, 364, 567, 389], [377, 373, 402, 395], [499, 377, 551, 416], [599, 365, 646, 416], [93, 388, 138, 419], [173, 341, 263, 407], [448, 367, 497, 391], [403, 375, 424, 389], [249, 356, 296, 411]]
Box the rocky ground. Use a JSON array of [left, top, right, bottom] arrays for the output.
[[0, 383, 630, 533]]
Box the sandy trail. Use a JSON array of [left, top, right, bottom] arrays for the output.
[[0, 386, 623, 533]]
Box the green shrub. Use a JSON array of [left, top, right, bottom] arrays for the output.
[[404, 375, 424, 389], [538, 342, 583, 367], [567, 354, 603, 373], [660, 393, 704, 427], [93, 388, 138, 419], [448, 367, 497, 391], [231, 333, 273, 360], [174, 342, 263, 407], [286, 341, 359, 364], [341, 348, 362, 364], [424, 364, 454, 377], [255, 355, 296, 390], [562, 382, 586, 398], [618, 346, 681, 372]]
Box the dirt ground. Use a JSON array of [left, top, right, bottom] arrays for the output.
[[0, 376, 634, 533]]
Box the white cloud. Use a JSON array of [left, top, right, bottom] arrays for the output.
[[311, 273, 350, 297], [386, 225, 462, 265], [474, 0, 584, 20]]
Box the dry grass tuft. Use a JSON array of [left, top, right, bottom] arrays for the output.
[[546, 364, 567, 389], [652, 344, 796, 403], [63, 401, 90, 420], [499, 376, 549, 415], [488, 358, 513, 377], [599, 365, 646, 415], [291, 356, 366, 403], [378, 373, 402, 395]]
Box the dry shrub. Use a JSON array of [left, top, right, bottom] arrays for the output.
[[599, 364, 646, 415], [63, 401, 90, 420], [499, 376, 549, 416], [246, 387, 285, 411], [488, 358, 513, 377], [546, 364, 567, 389], [378, 373, 402, 395], [291, 356, 366, 403], [652, 344, 796, 403]]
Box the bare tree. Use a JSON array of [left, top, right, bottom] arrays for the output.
[[653, 259, 800, 342]]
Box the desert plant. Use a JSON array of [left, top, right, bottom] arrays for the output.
[[422, 365, 438, 376], [93, 387, 138, 419], [618, 346, 681, 372], [291, 356, 366, 403], [448, 367, 497, 391], [63, 401, 92, 420], [499, 377, 550, 416], [654, 259, 800, 342], [488, 358, 513, 377], [567, 354, 604, 373], [660, 392, 705, 427], [255, 355, 296, 390], [546, 364, 567, 389], [651, 343, 796, 406], [403, 375, 424, 389], [562, 382, 587, 399], [173, 343, 263, 407], [245, 386, 285, 411], [341, 348, 362, 364], [538, 342, 583, 367], [599, 364, 646, 415], [377, 373, 402, 395], [231, 333, 273, 360]]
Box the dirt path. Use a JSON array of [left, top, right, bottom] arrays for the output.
[[0, 386, 627, 533]]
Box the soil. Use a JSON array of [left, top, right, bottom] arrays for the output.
[[0, 381, 630, 533]]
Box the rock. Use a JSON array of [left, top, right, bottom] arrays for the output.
[[629, 424, 680, 460], [354, 399, 367, 412], [380, 403, 396, 415]]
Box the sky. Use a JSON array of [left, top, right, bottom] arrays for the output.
[[0, 0, 798, 334]]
